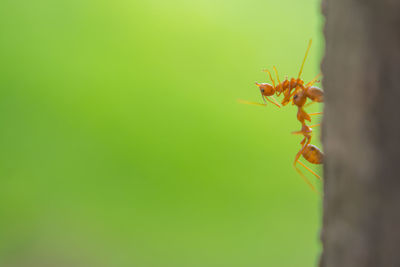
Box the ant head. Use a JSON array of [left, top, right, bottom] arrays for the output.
[[255, 82, 274, 96], [293, 91, 307, 107]]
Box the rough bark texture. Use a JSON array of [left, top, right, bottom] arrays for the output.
[[320, 0, 400, 267]]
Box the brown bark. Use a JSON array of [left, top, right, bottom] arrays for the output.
[[320, 0, 400, 266]]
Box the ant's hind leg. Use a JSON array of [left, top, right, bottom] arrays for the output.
[[294, 137, 311, 165], [309, 112, 322, 116], [294, 164, 319, 194], [298, 160, 321, 179], [293, 138, 320, 194]]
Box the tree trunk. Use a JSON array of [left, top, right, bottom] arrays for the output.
[[320, 0, 400, 266]]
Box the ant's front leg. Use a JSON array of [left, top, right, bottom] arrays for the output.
[[265, 96, 281, 108]]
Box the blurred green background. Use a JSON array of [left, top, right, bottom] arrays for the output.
[[0, 0, 323, 266]]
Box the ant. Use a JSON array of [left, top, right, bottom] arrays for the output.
[[291, 122, 323, 193], [288, 52, 324, 193], [240, 39, 325, 193], [256, 39, 317, 107]]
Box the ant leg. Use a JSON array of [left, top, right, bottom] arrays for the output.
[[304, 101, 320, 108], [293, 137, 320, 194], [273, 66, 282, 95], [257, 92, 269, 106], [282, 86, 301, 105], [237, 99, 266, 107], [298, 160, 321, 179], [281, 82, 292, 105], [310, 123, 321, 128], [273, 66, 281, 84], [297, 39, 312, 79], [282, 93, 292, 105], [281, 90, 290, 105], [264, 97, 281, 108], [305, 73, 322, 87], [288, 86, 301, 99], [268, 96, 281, 108], [291, 130, 303, 135], [294, 164, 320, 194], [309, 112, 322, 116], [305, 102, 315, 108], [261, 95, 268, 105], [300, 136, 309, 146], [294, 137, 311, 165]]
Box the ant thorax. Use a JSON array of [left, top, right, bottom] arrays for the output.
[[289, 78, 304, 90]]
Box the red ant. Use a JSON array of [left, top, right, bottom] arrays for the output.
[[255, 40, 316, 106], [288, 46, 324, 193], [240, 39, 324, 193], [291, 122, 323, 193]]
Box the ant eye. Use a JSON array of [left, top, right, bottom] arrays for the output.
[[294, 95, 298, 99], [261, 89, 265, 92]]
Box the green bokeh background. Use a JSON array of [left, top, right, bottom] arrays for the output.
[[0, 0, 323, 266]]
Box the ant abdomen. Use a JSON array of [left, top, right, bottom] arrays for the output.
[[302, 144, 323, 164], [306, 86, 324, 102]]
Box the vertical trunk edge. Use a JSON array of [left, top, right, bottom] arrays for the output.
[[320, 0, 400, 267]]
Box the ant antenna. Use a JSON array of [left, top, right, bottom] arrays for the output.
[[297, 39, 312, 79]]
